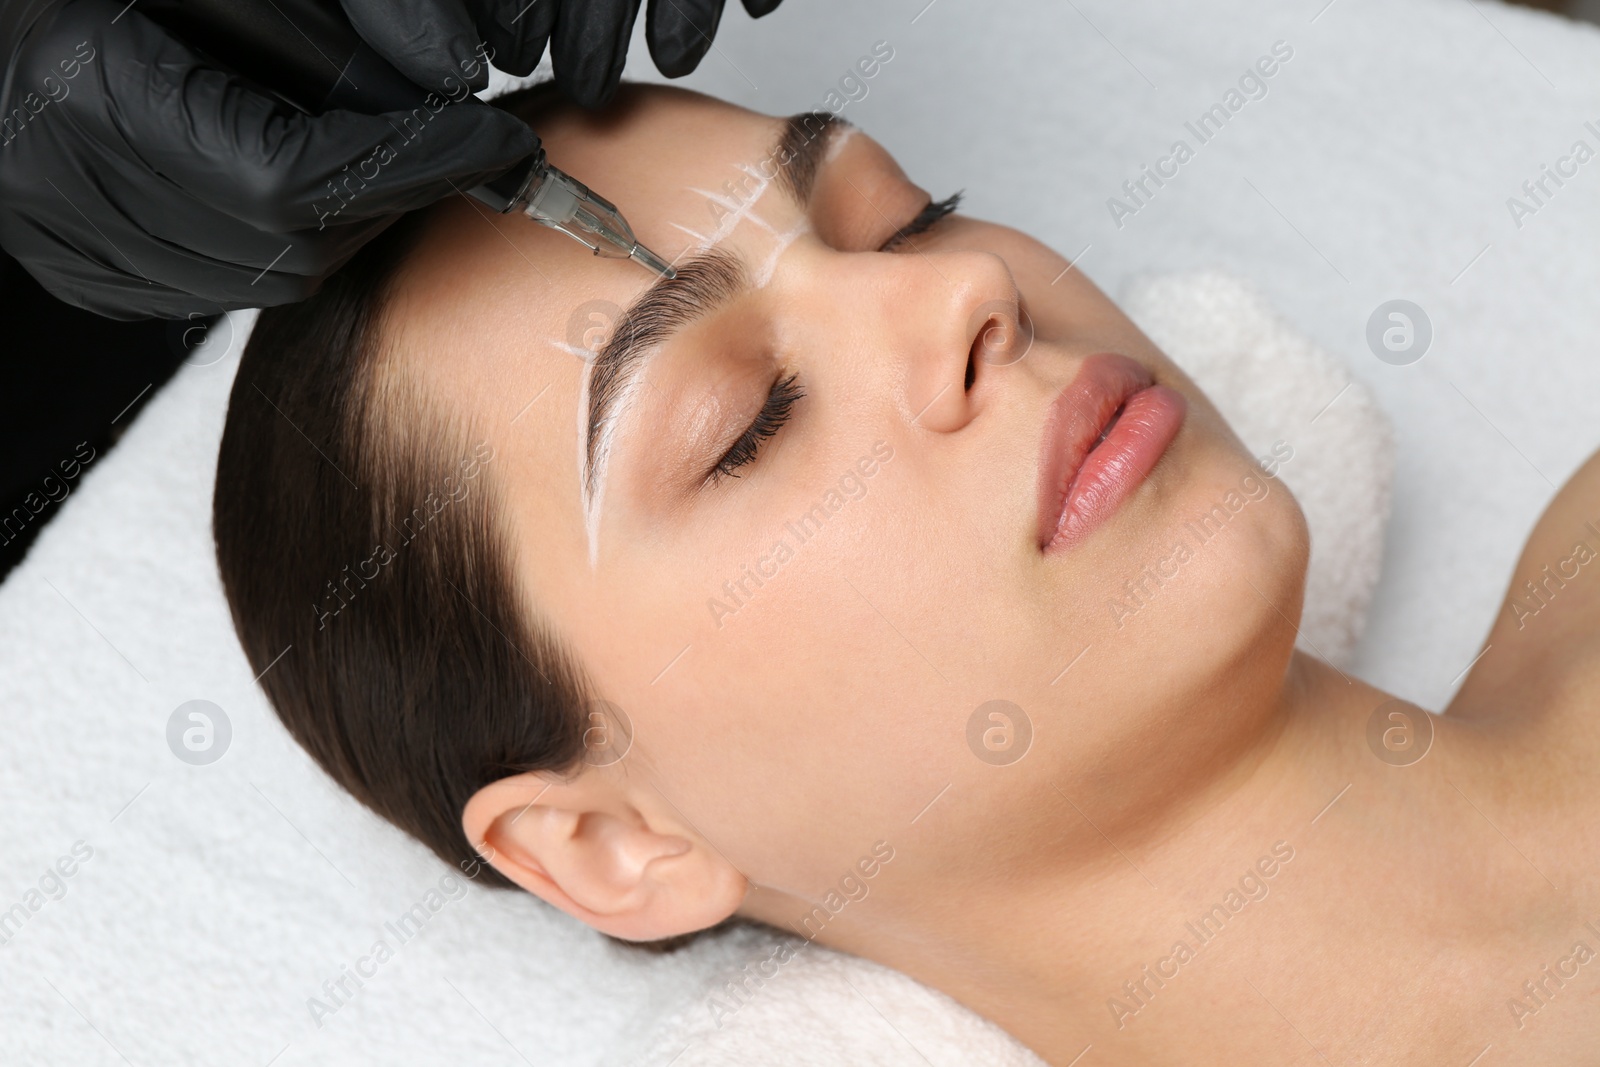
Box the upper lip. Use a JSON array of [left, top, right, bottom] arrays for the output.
[[1035, 353, 1156, 549]]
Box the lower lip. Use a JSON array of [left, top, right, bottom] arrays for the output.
[[1043, 382, 1187, 553]]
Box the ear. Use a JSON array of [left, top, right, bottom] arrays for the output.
[[461, 769, 747, 942]]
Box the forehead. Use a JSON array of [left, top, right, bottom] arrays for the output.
[[372, 88, 820, 586], [534, 85, 782, 217], [387, 87, 802, 353]]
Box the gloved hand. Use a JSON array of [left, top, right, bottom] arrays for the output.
[[0, 0, 783, 320], [342, 0, 786, 108]]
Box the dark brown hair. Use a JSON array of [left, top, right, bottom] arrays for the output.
[[212, 89, 591, 892]]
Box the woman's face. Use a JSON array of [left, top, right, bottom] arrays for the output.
[[386, 85, 1308, 926]]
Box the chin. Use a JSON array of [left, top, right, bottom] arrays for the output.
[[1115, 439, 1310, 691], [1190, 482, 1310, 687]]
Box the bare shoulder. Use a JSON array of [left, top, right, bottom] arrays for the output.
[[1448, 446, 1600, 731]]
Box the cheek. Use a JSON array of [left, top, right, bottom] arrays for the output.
[[1109, 435, 1309, 666], [599, 474, 962, 883]]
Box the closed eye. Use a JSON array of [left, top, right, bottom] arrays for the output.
[[705, 371, 805, 487], [880, 191, 964, 252], [700, 190, 961, 490]]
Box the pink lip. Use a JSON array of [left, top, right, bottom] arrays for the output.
[[1036, 353, 1187, 553]]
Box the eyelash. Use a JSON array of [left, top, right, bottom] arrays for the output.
[[707, 371, 805, 486], [705, 191, 963, 488], [882, 190, 964, 250]]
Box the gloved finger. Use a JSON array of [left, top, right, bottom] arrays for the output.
[[11, 117, 399, 316], [645, 0, 723, 78], [19, 256, 229, 321], [549, 0, 642, 109], [138, 214, 399, 311], [338, 0, 489, 93], [6, 207, 389, 319], [126, 191, 395, 299], [471, 0, 558, 76], [104, 36, 537, 231], [740, 0, 782, 16], [3, 225, 199, 321]]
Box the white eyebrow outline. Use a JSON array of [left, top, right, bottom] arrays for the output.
[[673, 164, 777, 251], [578, 250, 752, 568], [581, 248, 750, 505], [576, 113, 849, 565], [579, 358, 651, 567], [579, 113, 848, 494]]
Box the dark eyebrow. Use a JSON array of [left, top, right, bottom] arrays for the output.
[[580, 114, 847, 495], [584, 248, 749, 498], [774, 111, 848, 206]]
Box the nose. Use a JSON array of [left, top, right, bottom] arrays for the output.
[[862, 250, 1023, 433]]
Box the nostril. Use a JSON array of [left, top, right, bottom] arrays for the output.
[[968, 313, 1002, 391]]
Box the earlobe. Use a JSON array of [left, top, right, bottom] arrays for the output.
[[461, 770, 747, 942]]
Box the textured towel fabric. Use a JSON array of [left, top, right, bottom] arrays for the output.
[[6, 0, 1600, 1060], [619, 927, 1046, 1067]]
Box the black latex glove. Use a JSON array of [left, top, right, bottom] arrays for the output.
[[339, 0, 784, 109], [0, 0, 783, 320], [0, 0, 539, 319], [642, 0, 784, 85]]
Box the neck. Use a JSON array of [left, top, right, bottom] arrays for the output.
[[811, 653, 1529, 1065]]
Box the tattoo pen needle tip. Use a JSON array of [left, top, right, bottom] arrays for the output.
[[631, 243, 676, 279]]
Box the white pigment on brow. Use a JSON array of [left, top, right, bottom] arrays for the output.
[[824, 123, 857, 162], [752, 219, 809, 289], [676, 162, 778, 252], [546, 337, 598, 362], [581, 352, 654, 568], [582, 157, 807, 564]]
